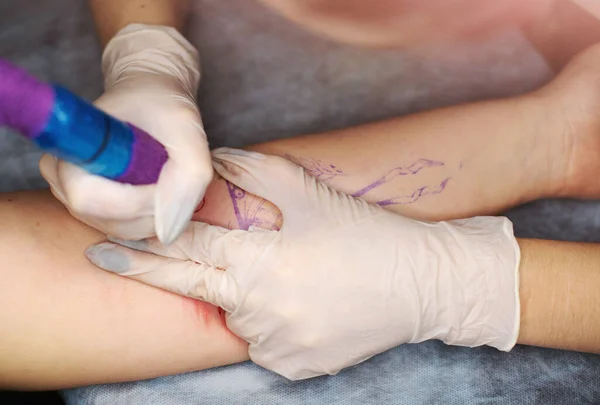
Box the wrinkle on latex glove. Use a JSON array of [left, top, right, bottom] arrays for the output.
[[87, 148, 520, 380]]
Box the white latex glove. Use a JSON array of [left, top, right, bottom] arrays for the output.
[[39, 24, 211, 244], [85, 148, 521, 380]]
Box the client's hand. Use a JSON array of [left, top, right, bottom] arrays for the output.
[[86, 148, 521, 380], [40, 24, 211, 244]]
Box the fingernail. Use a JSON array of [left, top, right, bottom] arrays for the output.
[[107, 236, 149, 252], [158, 206, 192, 246], [212, 147, 265, 160], [85, 243, 130, 274]]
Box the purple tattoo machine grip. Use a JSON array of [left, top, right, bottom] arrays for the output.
[[0, 58, 168, 185]]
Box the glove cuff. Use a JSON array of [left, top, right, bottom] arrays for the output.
[[102, 23, 200, 95], [409, 216, 521, 352]]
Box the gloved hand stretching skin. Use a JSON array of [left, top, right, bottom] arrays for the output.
[[39, 23, 211, 244], [86, 148, 521, 380]]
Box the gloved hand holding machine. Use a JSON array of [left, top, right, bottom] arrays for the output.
[[0, 58, 168, 185]]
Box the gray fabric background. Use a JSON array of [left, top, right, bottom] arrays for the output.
[[1, 0, 600, 403]]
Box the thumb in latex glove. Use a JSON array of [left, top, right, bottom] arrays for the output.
[[39, 24, 212, 244], [85, 148, 521, 380]]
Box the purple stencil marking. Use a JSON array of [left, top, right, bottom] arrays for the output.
[[376, 177, 451, 206], [227, 155, 451, 226], [285, 155, 449, 207], [226, 180, 282, 231], [352, 159, 443, 197], [226, 180, 246, 227], [284, 154, 345, 183]]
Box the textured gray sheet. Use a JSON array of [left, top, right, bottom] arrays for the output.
[[62, 343, 600, 405], [1, 0, 599, 403]]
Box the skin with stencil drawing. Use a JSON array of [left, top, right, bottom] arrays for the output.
[[284, 154, 346, 183], [226, 180, 284, 231], [227, 155, 452, 229]]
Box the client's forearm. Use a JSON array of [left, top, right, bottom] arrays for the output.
[[517, 238, 600, 353], [256, 97, 561, 222], [195, 96, 565, 229], [198, 42, 600, 230], [0, 191, 248, 390], [2, 175, 596, 390]]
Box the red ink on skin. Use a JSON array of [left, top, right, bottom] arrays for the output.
[[185, 296, 212, 326], [183, 296, 235, 336]]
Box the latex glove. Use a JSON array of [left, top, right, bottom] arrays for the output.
[[39, 24, 211, 244], [86, 148, 521, 380]]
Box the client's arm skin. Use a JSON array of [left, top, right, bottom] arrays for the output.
[[89, 0, 189, 47], [0, 191, 248, 390], [2, 184, 600, 389], [199, 42, 600, 230], [4, 44, 600, 389], [518, 239, 600, 354], [238, 95, 560, 225]]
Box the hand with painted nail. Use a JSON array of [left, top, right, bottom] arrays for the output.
[[39, 24, 211, 244], [86, 147, 521, 380]]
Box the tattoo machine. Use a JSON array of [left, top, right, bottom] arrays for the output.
[[0, 58, 168, 185]]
